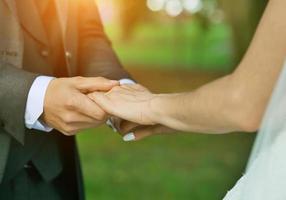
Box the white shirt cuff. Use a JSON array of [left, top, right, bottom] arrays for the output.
[[25, 76, 54, 132], [119, 78, 136, 85]]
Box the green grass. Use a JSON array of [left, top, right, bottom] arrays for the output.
[[105, 20, 234, 72], [78, 127, 255, 200]]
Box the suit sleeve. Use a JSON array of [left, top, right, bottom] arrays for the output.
[[78, 0, 132, 80], [0, 61, 38, 144]]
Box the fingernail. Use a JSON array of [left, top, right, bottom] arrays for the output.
[[123, 133, 135, 142]]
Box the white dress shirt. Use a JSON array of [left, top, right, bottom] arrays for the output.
[[25, 76, 54, 132], [25, 76, 135, 132]]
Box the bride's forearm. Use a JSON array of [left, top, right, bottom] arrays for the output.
[[149, 0, 286, 134], [150, 75, 254, 134]]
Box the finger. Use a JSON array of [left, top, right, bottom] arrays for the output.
[[75, 94, 109, 121], [60, 121, 103, 136], [87, 92, 114, 115], [120, 85, 137, 92], [62, 112, 99, 124], [119, 120, 141, 135], [135, 125, 165, 140], [75, 77, 119, 93], [123, 125, 173, 142], [70, 121, 103, 130], [119, 84, 147, 93], [110, 116, 122, 132], [127, 84, 149, 92], [123, 126, 154, 142]]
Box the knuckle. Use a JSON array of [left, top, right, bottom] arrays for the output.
[[65, 96, 78, 109], [61, 113, 74, 123], [61, 124, 75, 136], [65, 100, 74, 109], [95, 110, 107, 121]]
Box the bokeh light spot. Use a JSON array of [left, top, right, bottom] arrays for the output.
[[183, 0, 203, 13], [147, 0, 166, 12], [165, 0, 183, 17]]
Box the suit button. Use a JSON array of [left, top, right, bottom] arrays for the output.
[[24, 161, 33, 169], [41, 50, 49, 57], [65, 51, 72, 59], [24, 164, 33, 169]]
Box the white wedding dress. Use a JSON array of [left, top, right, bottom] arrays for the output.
[[223, 62, 286, 200]]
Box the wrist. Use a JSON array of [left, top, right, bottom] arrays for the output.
[[149, 94, 169, 125], [150, 93, 186, 127]]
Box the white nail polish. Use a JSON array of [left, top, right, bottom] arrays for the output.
[[123, 133, 135, 142]]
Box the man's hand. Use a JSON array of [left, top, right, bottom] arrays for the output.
[[42, 76, 119, 136]]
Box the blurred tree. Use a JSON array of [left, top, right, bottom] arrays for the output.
[[115, 0, 149, 41], [116, 0, 268, 66], [217, 0, 268, 65]]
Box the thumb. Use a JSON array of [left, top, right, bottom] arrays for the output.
[[75, 77, 119, 93]]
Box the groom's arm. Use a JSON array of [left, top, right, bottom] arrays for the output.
[[78, 0, 132, 80], [25, 0, 131, 135], [0, 61, 38, 144]]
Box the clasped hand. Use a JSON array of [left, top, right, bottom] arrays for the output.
[[88, 84, 174, 141], [43, 77, 173, 141]]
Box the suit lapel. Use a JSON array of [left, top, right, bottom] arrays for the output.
[[3, 0, 18, 17], [15, 0, 48, 45], [54, 0, 68, 36], [55, 0, 75, 76]]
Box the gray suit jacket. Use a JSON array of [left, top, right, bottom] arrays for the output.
[[0, 0, 130, 184]]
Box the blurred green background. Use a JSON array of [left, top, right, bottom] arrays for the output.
[[78, 0, 268, 199]]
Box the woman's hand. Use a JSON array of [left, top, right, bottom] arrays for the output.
[[88, 84, 160, 126], [119, 120, 175, 142], [88, 84, 176, 141]]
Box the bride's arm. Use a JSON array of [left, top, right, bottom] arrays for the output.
[[148, 0, 286, 133], [89, 0, 286, 136]]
